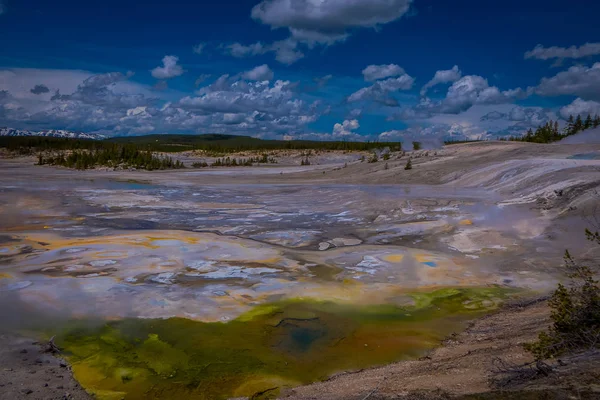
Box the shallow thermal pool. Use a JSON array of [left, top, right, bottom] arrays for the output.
[[0, 174, 551, 399]]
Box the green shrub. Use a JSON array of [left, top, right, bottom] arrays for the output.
[[524, 231, 600, 359], [404, 158, 412, 170]]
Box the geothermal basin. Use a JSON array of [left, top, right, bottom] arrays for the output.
[[1, 148, 595, 399]]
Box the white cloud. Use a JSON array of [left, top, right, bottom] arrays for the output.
[[271, 38, 305, 64], [397, 75, 525, 119], [242, 64, 274, 81], [176, 77, 324, 136], [125, 106, 150, 117], [362, 64, 405, 82], [0, 67, 317, 137], [0, 68, 157, 129], [507, 106, 547, 123], [532, 63, 600, 101], [192, 43, 206, 54], [183, 78, 297, 114], [559, 98, 600, 119], [525, 42, 600, 61], [420, 65, 462, 96], [333, 119, 359, 137], [234, 0, 412, 64], [251, 0, 413, 46], [151, 55, 184, 80], [348, 74, 415, 106]]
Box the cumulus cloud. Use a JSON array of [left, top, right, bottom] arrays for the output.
[[0, 67, 328, 138], [271, 38, 305, 64], [397, 75, 525, 119], [192, 43, 206, 54], [362, 64, 405, 82], [30, 84, 50, 95], [348, 71, 415, 106], [420, 65, 462, 96], [177, 77, 324, 136], [1, 69, 158, 133], [184, 78, 295, 114], [242, 64, 274, 81], [332, 119, 360, 137], [251, 0, 413, 46], [506, 106, 547, 123], [151, 55, 184, 79], [525, 42, 600, 61], [532, 63, 600, 101], [233, 0, 412, 64], [559, 98, 600, 119]]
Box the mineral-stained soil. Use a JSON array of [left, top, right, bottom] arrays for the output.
[[280, 299, 600, 400]]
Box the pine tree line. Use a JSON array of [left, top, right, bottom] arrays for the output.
[[208, 154, 277, 167], [37, 146, 185, 170], [508, 114, 600, 143]]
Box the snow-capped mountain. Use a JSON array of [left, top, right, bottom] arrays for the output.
[[0, 127, 106, 140]]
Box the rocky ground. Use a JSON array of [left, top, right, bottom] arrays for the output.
[[280, 298, 600, 399], [0, 334, 90, 400]]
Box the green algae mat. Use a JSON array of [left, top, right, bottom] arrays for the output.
[[57, 288, 512, 399]]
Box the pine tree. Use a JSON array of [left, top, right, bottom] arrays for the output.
[[574, 115, 584, 133], [404, 158, 412, 170], [525, 128, 534, 140], [584, 114, 593, 130]]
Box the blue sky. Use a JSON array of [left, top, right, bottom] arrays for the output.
[[1, 0, 600, 140]]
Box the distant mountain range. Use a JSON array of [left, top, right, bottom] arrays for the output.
[[0, 127, 106, 140]]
